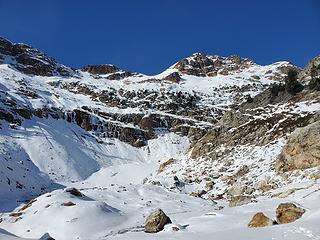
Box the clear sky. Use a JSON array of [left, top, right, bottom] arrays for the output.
[[0, 0, 319, 74]]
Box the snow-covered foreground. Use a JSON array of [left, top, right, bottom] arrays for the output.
[[1, 155, 320, 240], [0, 119, 319, 240]]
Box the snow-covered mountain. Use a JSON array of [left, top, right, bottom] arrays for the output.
[[0, 37, 319, 240]]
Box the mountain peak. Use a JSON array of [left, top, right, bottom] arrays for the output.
[[0, 36, 73, 77], [173, 53, 256, 77]]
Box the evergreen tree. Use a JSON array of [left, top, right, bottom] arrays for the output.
[[285, 69, 304, 95], [310, 64, 317, 80]]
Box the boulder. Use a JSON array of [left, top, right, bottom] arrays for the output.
[[144, 209, 172, 233], [276, 203, 305, 224], [276, 121, 320, 172], [248, 212, 275, 228]]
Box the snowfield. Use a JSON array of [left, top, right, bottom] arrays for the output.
[[1, 156, 320, 240]]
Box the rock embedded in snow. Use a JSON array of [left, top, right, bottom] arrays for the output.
[[62, 201, 76, 207], [158, 159, 176, 173], [276, 203, 305, 224], [276, 121, 320, 172], [227, 182, 253, 197], [9, 212, 23, 218], [39, 233, 55, 240], [235, 165, 250, 177], [162, 72, 182, 83], [205, 181, 215, 191], [172, 226, 180, 231], [144, 209, 172, 233], [248, 212, 275, 228], [173, 175, 180, 187], [18, 199, 37, 212], [190, 190, 207, 198], [65, 187, 84, 197], [310, 170, 320, 180]]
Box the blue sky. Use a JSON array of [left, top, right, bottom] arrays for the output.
[[0, 0, 319, 74]]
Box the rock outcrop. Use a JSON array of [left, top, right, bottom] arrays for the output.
[[162, 72, 182, 83], [229, 195, 253, 207], [144, 209, 172, 233], [65, 187, 84, 197], [173, 53, 255, 77], [299, 55, 320, 81], [0, 37, 73, 76], [158, 159, 176, 173], [276, 121, 320, 172], [81, 64, 120, 75], [190, 86, 320, 160]]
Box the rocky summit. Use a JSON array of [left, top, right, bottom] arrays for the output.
[[0, 37, 319, 240]]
